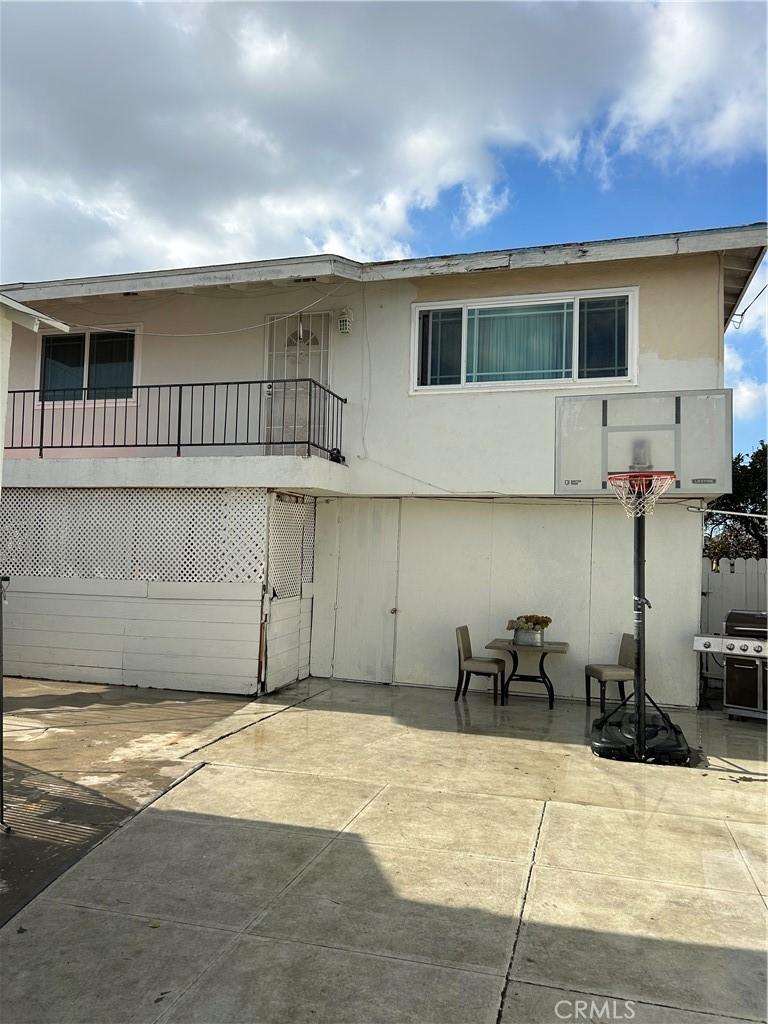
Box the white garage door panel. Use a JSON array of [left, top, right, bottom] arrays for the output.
[[395, 499, 493, 689], [309, 500, 341, 678], [332, 498, 399, 683]]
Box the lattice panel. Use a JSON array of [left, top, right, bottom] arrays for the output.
[[0, 487, 268, 584], [269, 497, 316, 599]]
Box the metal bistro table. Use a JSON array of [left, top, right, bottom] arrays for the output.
[[485, 638, 570, 709]]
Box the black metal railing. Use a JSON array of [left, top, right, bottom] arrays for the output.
[[4, 378, 346, 461]]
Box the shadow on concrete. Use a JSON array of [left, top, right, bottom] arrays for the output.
[[0, 759, 131, 926], [0, 804, 765, 1024]]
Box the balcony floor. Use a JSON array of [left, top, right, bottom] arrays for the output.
[[1, 678, 765, 1023], [1, 451, 350, 494]]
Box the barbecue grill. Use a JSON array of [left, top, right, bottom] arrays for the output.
[[694, 609, 767, 720]]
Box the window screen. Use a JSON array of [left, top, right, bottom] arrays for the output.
[[578, 296, 628, 379], [40, 330, 135, 400], [418, 309, 462, 385], [41, 335, 86, 400], [87, 331, 135, 399]]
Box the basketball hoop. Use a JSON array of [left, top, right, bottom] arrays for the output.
[[607, 471, 676, 518]]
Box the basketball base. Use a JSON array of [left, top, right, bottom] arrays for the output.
[[590, 710, 690, 766]]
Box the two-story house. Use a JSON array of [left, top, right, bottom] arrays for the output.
[[1, 224, 764, 707]]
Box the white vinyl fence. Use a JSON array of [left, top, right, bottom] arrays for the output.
[[701, 557, 767, 632], [700, 557, 766, 683]]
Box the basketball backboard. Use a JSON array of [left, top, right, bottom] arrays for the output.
[[555, 389, 732, 496]]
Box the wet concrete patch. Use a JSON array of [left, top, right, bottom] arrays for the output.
[[1, 677, 256, 925]]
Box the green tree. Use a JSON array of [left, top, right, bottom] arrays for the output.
[[704, 441, 767, 566]]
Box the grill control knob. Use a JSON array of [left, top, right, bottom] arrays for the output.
[[703, 641, 711, 649], [755, 645, 763, 653], [726, 643, 735, 651], [740, 644, 749, 652]]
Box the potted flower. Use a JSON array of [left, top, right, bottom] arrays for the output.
[[507, 614, 553, 646]]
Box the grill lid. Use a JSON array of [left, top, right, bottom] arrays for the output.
[[724, 609, 767, 638]]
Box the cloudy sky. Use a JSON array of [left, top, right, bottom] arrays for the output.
[[1, 1, 765, 450]]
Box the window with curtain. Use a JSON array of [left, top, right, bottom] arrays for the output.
[[415, 292, 630, 387], [466, 303, 573, 382], [41, 330, 135, 400]]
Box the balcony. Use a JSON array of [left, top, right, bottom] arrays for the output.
[[4, 378, 346, 462]]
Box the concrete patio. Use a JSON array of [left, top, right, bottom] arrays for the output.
[[0, 677, 266, 924], [0, 678, 766, 1024]]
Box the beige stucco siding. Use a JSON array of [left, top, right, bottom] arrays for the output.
[[412, 252, 722, 365]]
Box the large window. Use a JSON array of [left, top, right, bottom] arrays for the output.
[[416, 290, 632, 388], [41, 329, 135, 400]]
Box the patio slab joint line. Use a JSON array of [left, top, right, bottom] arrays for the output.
[[1, 757, 208, 928], [725, 820, 765, 897], [148, 780, 389, 1024], [181, 685, 332, 758], [495, 799, 548, 1024]]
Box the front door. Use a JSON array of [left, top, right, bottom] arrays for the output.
[[331, 499, 400, 683], [265, 312, 330, 454]]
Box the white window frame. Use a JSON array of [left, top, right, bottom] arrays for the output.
[[35, 323, 142, 407], [410, 287, 638, 394]]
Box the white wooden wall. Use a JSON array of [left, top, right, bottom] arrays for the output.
[[701, 558, 767, 633], [3, 576, 263, 694], [265, 593, 313, 690]]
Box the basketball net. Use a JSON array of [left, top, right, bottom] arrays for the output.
[[607, 471, 676, 517]]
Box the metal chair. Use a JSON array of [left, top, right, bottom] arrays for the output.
[[455, 626, 506, 704], [585, 633, 634, 712]]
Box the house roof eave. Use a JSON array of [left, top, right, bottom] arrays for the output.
[[0, 292, 70, 333], [0, 223, 764, 309]]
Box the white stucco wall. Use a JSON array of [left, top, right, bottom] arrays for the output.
[[0, 313, 13, 495], [6, 252, 724, 497], [312, 496, 703, 707]]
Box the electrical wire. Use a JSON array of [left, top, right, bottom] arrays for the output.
[[58, 280, 340, 326], [359, 280, 372, 459], [688, 506, 768, 520], [732, 283, 766, 329], [64, 284, 345, 338]]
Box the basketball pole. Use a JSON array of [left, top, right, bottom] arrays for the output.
[[633, 514, 648, 761]]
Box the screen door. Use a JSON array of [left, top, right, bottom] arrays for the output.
[[265, 312, 331, 454]]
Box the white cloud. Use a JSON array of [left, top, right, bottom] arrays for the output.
[[456, 184, 511, 233], [732, 378, 768, 420], [608, 4, 766, 163], [0, 2, 765, 279], [724, 343, 745, 378], [237, 17, 295, 75]]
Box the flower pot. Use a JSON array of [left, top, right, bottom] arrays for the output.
[[515, 628, 544, 646]]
